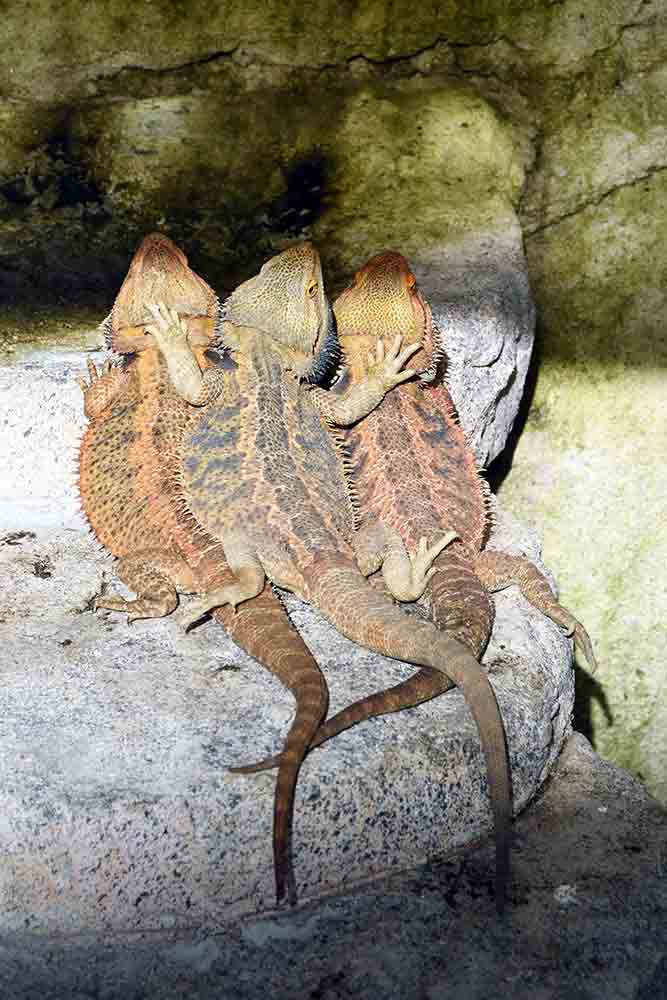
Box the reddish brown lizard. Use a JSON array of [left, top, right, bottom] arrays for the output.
[[77, 232, 331, 905], [242, 250, 596, 758]]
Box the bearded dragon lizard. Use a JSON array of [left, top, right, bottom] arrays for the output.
[[146, 242, 513, 912], [241, 251, 596, 756], [77, 232, 332, 905]]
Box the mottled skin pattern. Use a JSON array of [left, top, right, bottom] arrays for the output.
[[151, 243, 512, 912], [77, 233, 330, 906], [252, 251, 597, 753]]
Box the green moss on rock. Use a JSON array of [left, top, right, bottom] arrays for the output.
[[501, 171, 667, 800]]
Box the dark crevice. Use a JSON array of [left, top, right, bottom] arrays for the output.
[[526, 163, 667, 237], [101, 45, 240, 83], [266, 152, 327, 234], [486, 320, 541, 494]]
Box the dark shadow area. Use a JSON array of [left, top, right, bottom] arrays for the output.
[[0, 139, 331, 310], [572, 663, 614, 746], [486, 318, 615, 750], [267, 151, 327, 235]]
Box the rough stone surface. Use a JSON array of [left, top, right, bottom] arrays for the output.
[[0, 508, 572, 935], [2, 734, 666, 1000], [502, 169, 667, 804], [414, 228, 535, 467], [0, 346, 99, 531]]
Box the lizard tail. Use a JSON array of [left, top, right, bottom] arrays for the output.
[[304, 553, 512, 914], [234, 547, 493, 768], [214, 587, 329, 905], [238, 668, 452, 772], [428, 543, 495, 659]]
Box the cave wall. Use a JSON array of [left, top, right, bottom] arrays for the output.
[[1, 0, 665, 800]]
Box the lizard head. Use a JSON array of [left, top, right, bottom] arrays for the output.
[[333, 251, 443, 383], [102, 232, 221, 355], [221, 242, 339, 384]]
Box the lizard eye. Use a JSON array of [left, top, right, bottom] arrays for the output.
[[307, 280, 318, 298]]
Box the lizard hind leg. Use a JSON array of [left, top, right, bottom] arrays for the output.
[[177, 530, 266, 631], [475, 549, 598, 672], [355, 521, 459, 603], [96, 548, 198, 622]]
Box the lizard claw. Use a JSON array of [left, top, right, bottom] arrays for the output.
[[78, 356, 128, 419], [146, 302, 189, 350], [409, 532, 459, 594], [572, 623, 598, 674], [368, 334, 421, 391], [383, 531, 459, 602], [175, 589, 241, 631], [77, 359, 100, 395]]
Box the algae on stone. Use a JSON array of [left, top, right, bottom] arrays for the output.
[[501, 172, 667, 798]]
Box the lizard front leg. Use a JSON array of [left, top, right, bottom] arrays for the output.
[[176, 528, 266, 630], [310, 335, 421, 425], [146, 302, 227, 406], [96, 548, 199, 622], [77, 359, 130, 421], [354, 521, 459, 602]]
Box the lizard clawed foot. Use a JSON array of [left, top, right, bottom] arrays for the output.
[[552, 611, 598, 674], [381, 530, 459, 602], [95, 595, 147, 623], [76, 358, 99, 395], [77, 358, 125, 419], [77, 358, 116, 394], [368, 334, 421, 390], [94, 594, 131, 614], [94, 594, 176, 623], [571, 623, 598, 674], [405, 531, 460, 599], [145, 302, 189, 352], [175, 586, 244, 631]]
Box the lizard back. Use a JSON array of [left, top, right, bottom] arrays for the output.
[[182, 340, 356, 588], [344, 378, 489, 553]]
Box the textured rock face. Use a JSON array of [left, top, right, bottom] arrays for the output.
[[413, 228, 535, 467], [4, 733, 666, 1000], [0, 521, 573, 934], [501, 172, 667, 801]]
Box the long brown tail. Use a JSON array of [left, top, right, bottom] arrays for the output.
[[236, 546, 494, 766], [304, 553, 512, 912], [213, 586, 329, 904], [236, 666, 451, 772]]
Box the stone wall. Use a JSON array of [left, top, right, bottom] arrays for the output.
[[1, 0, 665, 800]]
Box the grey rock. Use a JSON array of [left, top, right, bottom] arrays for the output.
[[0, 347, 101, 532], [413, 227, 536, 467], [2, 734, 665, 1000], [0, 510, 573, 935]]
